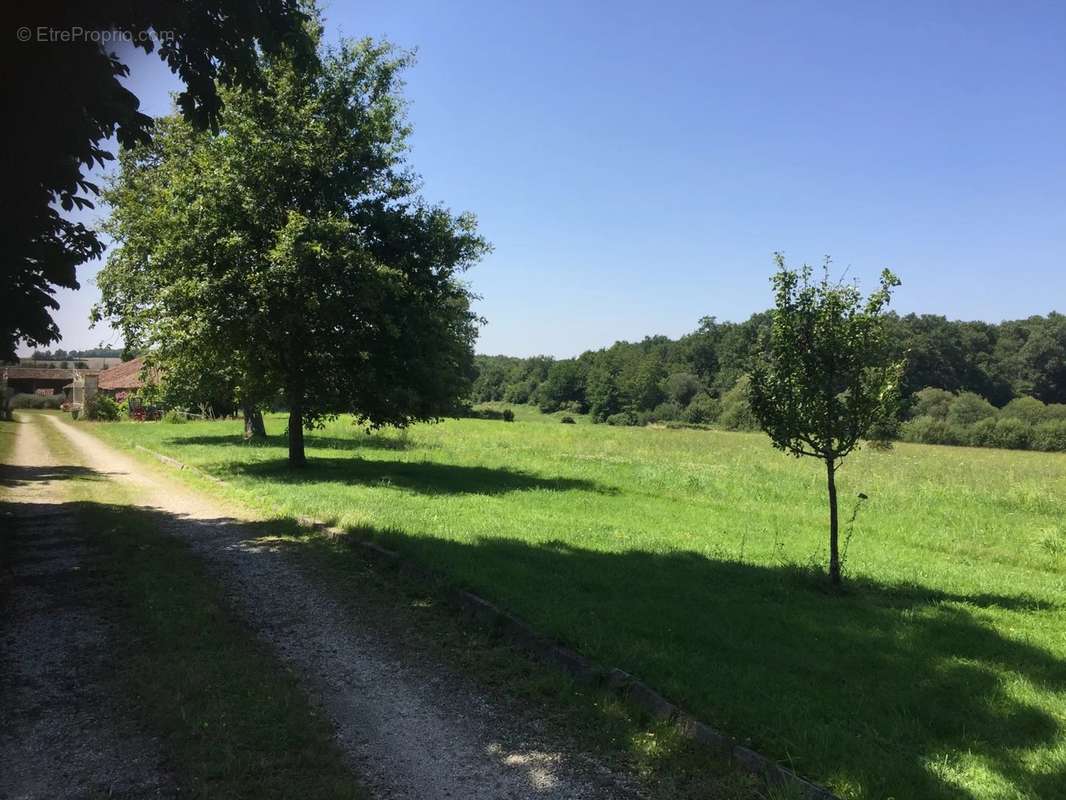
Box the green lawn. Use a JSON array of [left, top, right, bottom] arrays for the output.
[[88, 406, 1066, 800]]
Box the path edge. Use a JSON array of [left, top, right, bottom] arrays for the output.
[[131, 440, 839, 800]]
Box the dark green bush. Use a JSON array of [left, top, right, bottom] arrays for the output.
[[900, 416, 964, 446], [682, 392, 720, 425], [648, 401, 682, 422], [605, 411, 638, 426], [946, 392, 997, 427], [909, 387, 955, 419], [718, 377, 758, 431], [501, 408, 515, 422], [1031, 420, 1066, 452], [966, 417, 999, 447], [989, 417, 1029, 450], [661, 372, 703, 407], [10, 393, 64, 409], [83, 394, 120, 421], [502, 380, 535, 405], [560, 415, 576, 424], [1000, 396, 1049, 426], [634, 410, 655, 426], [1045, 404, 1066, 422], [865, 416, 901, 449]]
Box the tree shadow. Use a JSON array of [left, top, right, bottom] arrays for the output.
[[220, 457, 614, 496], [4, 489, 1062, 799], [0, 464, 110, 488], [165, 432, 420, 452], [324, 529, 1065, 800]]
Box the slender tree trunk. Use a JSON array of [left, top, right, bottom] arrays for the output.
[[242, 401, 266, 439], [826, 458, 840, 585], [287, 402, 306, 467]]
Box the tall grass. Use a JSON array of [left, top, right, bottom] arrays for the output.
[[89, 407, 1066, 800]]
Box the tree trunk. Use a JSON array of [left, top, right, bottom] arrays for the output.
[[242, 402, 266, 439], [826, 458, 841, 585], [287, 403, 306, 467]]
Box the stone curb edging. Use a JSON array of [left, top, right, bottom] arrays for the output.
[[133, 444, 839, 800], [135, 444, 226, 483]]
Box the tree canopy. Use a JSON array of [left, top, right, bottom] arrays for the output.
[[471, 309, 1066, 426], [749, 255, 904, 585], [1, 1, 314, 360], [95, 36, 488, 465]]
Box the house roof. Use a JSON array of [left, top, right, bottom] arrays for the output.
[[98, 357, 149, 390]]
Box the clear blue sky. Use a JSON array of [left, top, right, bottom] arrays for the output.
[[38, 0, 1066, 358]]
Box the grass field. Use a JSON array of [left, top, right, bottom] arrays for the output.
[[88, 405, 1066, 800]]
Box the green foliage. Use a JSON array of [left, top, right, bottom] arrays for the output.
[[718, 376, 759, 431], [9, 393, 64, 409], [900, 416, 963, 447], [909, 387, 955, 419], [586, 360, 624, 422], [3, 2, 313, 361], [901, 388, 1066, 452], [162, 409, 188, 424], [1032, 420, 1066, 451], [536, 360, 587, 413], [749, 254, 903, 585], [620, 355, 667, 412], [83, 394, 120, 421], [988, 417, 1030, 451], [946, 391, 997, 426], [501, 408, 515, 422], [682, 392, 721, 425], [1001, 396, 1054, 426], [96, 37, 487, 466], [749, 256, 904, 463], [662, 372, 703, 407], [470, 313, 1066, 433], [605, 411, 638, 426], [966, 417, 999, 448], [648, 401, 682, 422]]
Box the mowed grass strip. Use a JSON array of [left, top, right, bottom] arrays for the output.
[[89, 407, 1066, 800], [35, 418, 366, 800]]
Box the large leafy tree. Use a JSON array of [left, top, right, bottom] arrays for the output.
[[96, 37, 488, 466], [749, 254, 904, 586], [1, 1, 313, 360]]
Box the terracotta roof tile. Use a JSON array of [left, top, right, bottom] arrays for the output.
[[97, 358, 148, 390]]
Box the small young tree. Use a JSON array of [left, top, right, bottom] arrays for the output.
[[749, 254, 904, 586]]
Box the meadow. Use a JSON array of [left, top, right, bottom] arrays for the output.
[[89, 405, 1066, 800]]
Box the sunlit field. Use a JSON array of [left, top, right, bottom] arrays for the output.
[[89, 405, 1066, 800]]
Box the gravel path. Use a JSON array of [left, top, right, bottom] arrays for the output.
[[36, 414, 636, 799], [0, 415, 172, 799]]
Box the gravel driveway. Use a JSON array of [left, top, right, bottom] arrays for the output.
[[2, 413, 636, 799]]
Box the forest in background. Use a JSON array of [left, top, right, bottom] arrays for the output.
[[471, 311, 1066, 451]]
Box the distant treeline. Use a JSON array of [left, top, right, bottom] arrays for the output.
[[471, 312, 1066, 450], [26, 347, 124, 360]]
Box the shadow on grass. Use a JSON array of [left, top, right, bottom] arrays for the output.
[[167, 432, 419, 452], [219, 457, 614, 496], [0, 496, 366, 799], [4, 465, 1062, 799], [333, 529, 1065, 800]]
